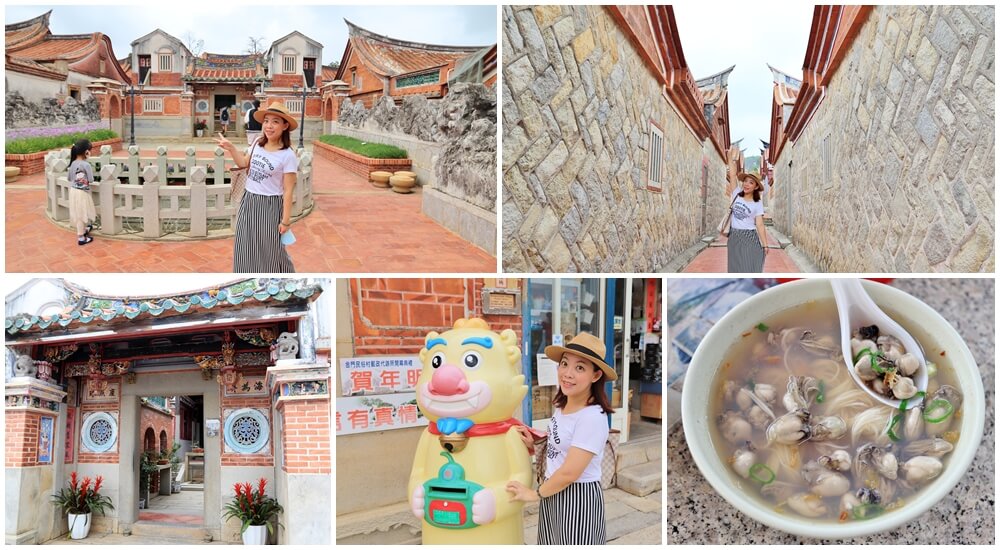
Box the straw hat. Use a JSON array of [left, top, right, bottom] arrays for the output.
[[737, 172, 763, 191], [544, 332, 618, 381], [253, 101, 298, 130]]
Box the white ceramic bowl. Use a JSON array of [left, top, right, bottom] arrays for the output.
[[681, 279, 985, 539]]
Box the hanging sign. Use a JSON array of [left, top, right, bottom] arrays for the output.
[[339, 356, 422, 396], [336, 393, 428, 435]]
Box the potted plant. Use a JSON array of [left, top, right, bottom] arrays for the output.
[[194, 119, 207, 137], [139, 452, 159, 505], [167, 443, 183, 493], [52, 472, 115, 540], [223, 478, 283, 545]]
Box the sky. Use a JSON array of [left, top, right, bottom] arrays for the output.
[[4, 4, 498, 67], [673, 2, 813, 157]]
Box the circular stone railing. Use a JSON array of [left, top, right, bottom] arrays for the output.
[[44, 145, 314, 239]]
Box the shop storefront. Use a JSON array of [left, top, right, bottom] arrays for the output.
[[522, 278, 661, 442]]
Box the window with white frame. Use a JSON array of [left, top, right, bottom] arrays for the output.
[[282, 55, 296, 73], [647, 121, 664, 190], [143, 97, 163, 112], [158, 53, 172, 72], [286, 99, 303, 113]]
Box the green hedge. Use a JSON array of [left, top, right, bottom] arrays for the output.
[[318, 135, 407, 159], [5, 129, 119, 155]]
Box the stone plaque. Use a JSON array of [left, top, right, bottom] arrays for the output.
[[481, 287, 520, 315]]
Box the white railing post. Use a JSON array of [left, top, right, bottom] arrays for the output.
[[185, 146, 197, 186], [98, 164, 121, 235], [127, 145, 140, 185], [141, 165, 161, 238], [189, 163, 208, 237], [213, 147, 227, 186]]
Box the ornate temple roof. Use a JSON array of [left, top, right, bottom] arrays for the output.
[[183, 53, 266, 82], [695, 65, 735, 104], [768, 63, 801, 104], [336, 19, 488, 80], [4, 11, 129, 82], [6, 278, 322, 337]]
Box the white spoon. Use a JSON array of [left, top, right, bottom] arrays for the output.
[[830, 279, 928, 410]]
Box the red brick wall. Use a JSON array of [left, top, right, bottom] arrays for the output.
[[349, 279, 524, 356], [163, 95, 181, 116], [140, 403, 174, 454], [78, 404, 119, 464], [344, 48, 387, 106], [5, 411, 41, 467], [221, 382, 274, 466], [150, 72, 183, 87], [272, 74, 304, 88], [469, 279, 524, 335], [278, 399, 331, 474]]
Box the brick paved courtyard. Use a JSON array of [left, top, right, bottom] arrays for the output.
[[5, 146, 496, 273]]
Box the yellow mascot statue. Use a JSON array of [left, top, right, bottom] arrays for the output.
[[408, 318, 531, 544]]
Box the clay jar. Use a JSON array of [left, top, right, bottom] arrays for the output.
[[369, 170, 392, 188]]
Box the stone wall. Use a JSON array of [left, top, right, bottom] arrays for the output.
[[772, 5, 994, 272], [5, 91, 101, 129], [335, 83, 497, 213], [502, 5, 729, 272]]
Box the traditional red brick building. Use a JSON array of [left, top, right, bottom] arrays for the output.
[[4, 11, 130, 117], [5, 278, 331, 544], [766, 64, 802, 172], [327, 20, 495, 119]]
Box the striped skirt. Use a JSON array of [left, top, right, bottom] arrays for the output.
[[538, 481, 606, 545], [233, 191, 295, 273], [727, 228, 765, 273]]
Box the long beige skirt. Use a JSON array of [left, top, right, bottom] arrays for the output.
[[68, 187, 96, 227]]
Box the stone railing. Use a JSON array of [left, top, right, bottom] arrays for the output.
[[44, 145, 314, 239]]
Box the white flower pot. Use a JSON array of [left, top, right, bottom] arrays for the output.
[[242, 524, 267, 545], [68, 512, 92, 539]]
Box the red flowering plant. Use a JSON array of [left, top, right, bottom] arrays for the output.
[[52, 471, 115, 515], [222, 478, 284, 534]]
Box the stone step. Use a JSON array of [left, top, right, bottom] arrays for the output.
[[128, 521, 212, 542], [615, 436, 661, 471], [616, 459, 662, 497]]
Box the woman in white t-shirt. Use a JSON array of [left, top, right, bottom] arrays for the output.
[[726, 172, 769, 273], [216, 101, 299, 272], [507, 332, 615, 544]]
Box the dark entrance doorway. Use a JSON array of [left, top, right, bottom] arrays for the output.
[[214, 95, 236, 136]]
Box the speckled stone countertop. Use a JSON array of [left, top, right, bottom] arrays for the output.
[[666, 278, 995, 544]]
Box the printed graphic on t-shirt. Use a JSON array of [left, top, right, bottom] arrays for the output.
[[248, 153, 276, 185], [732, 200, 753, 221], [546, 416, 561, 460]]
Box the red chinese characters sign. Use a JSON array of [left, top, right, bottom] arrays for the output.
[[339, 356, 421, 396], [335, 393, 428, 435]]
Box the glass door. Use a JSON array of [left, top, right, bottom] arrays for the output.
[[522, 278, 603, 431]]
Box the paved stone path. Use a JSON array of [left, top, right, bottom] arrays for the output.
[[682, 233, 802, 273], [42, 533, 229, 545], [6, 146, 495, 273], [522, 487, 662, 544]]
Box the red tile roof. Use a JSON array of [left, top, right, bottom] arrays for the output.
[[5, 10, 51, 49], [11, 34, 99, 60], [338, 20, 488, 79]]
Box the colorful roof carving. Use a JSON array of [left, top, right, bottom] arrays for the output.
[[6, 278, 321, 336], [184, 53, 265, 82], [336, 19, 487, 80]]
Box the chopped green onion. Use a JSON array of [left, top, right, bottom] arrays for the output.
[[852, 503, 885, 520], [853, 348, 873, 363], [887, 413, 903, 442], [816, 379, 826, 403], [898, 398, 909, 412], [749, 463, 775, 484], [923, 399, 955, 423], [926, 362, 937, 378], [756, 322, 769, 332]]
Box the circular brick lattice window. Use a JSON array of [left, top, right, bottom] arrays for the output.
[[224, 408, 269, 454], [195, 99, 210, 113], [82, 412, 118, 453]]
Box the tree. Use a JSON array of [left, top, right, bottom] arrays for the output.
[[326, 61, 340, 72], [182, 31, 204, 57], [245, 36, 267, 56]]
